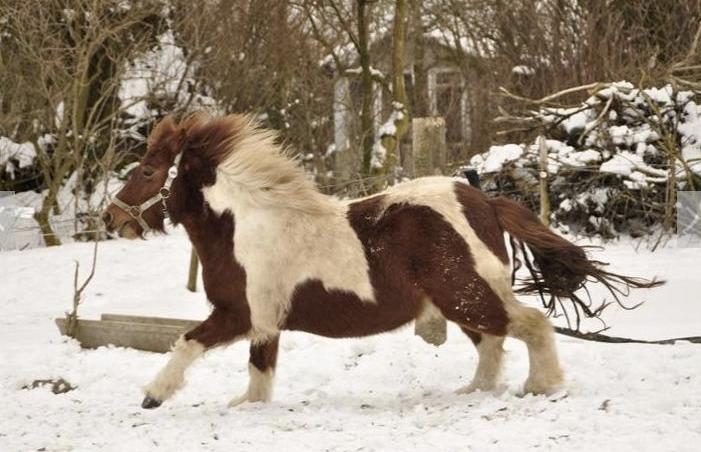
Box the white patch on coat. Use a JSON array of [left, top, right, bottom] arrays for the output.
[[457, 333, 504, 393], [143, 336, 205, 401], [201, 120, 375, 341], [228, 364, 275, 407], [503, 300, 564, 394]]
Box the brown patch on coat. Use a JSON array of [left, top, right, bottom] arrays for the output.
[[283, 195, 509, 337], [249, 335, 280, 372], [181, 208, 251, 348], [166, 119, 252, 348], [454, 182, 509, 264]]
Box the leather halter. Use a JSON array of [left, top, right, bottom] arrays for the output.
[[111, 152, 183, 233]]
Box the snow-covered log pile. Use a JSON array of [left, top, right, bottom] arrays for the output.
[[470, 82, 701, 238]]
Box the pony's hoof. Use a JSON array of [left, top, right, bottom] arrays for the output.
[[456, 383, 495, 395], [228, 393, 249, 407], [522, 379, 564, 397], [141, 396, 163, 409]]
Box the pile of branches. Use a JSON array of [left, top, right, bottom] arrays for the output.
[[471, 81, 701, 239]]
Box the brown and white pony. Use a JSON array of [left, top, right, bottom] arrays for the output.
[[103, 113, 660, 409]]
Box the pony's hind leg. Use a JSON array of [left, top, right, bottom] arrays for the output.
[[504, 298, 564, 395], [229, 335, 280, 407], [456, 328, 505, 394]]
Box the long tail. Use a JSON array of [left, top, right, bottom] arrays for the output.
[[488, 196, 664, 329]]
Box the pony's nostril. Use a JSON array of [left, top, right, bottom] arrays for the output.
[[102, 211, 113, 226]]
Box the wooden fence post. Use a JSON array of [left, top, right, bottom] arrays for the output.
[[538, 136, 551, 226], [187, 247, 198, 292], [412, 117, 448, 346]]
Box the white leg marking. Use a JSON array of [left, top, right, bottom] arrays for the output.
[[457, 334, 505, 394], [229, 363, 275, 407], [143, 336, 205, 401], [504, 302, 564, 394]]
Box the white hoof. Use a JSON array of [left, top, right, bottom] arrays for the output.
[[456, 382, 495, 395], [523, 375, 564, 396], [228, 391, 268, 407], [228, 392, 250, 407]]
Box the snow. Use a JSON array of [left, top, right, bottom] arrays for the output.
[[370, 141, 387, 170], [512, 65, 535, 76], [0, 136, 36, 178], [119, 30, 217, 122], [119, 31, 187, 119], [344, 66, 385, 78], [541, 107, 594, 135], [679, 101, 701, 176], [0, 174, 123, 250], [538, 140, 604, 172], [469, 144, 523, 173], [600, 150, 667, 187], [424, 29, 478, 55], [1, 229, 700, 451]]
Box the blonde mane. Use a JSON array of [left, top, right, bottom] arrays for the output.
[[203, 115, 338, 215]]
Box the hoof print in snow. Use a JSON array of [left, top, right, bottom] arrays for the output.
[[141, 396, 163, 409], [22, 378, 76, 394]]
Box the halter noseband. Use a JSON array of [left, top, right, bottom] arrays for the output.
[[111, 152, 183, 233]]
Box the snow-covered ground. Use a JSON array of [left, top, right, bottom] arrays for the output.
[[1, 229, 700, 451]]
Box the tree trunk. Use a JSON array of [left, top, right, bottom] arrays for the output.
[[34, 194, 61, 247], [357, 0, 375, 176], [379, 0, 410, 175], [410, 0, 429, 117]]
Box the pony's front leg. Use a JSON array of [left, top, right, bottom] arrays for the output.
[[228, 335, 280, 407], [141, 307, 250, 409]]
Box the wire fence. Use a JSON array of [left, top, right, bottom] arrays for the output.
[[0, 159, 691, 251]]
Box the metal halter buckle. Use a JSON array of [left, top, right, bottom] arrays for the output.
[[128, 206, 142, 218]]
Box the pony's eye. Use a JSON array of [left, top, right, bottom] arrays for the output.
[[142, 167, 155, 177]]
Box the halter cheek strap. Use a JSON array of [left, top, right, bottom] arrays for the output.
[[111, 152, 183, 233]]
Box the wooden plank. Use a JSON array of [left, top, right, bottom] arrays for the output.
[[100, 313, 200, 329], [55, 317, 192, 353]]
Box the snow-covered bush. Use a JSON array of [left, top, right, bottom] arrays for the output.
[[470, 82, 701, 238]]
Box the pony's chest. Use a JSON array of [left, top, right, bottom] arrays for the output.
[[232, 213, 295, 264], [232, 211, 375, 302]]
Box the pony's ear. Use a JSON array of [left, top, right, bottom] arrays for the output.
[[147, 115, 178, 150]]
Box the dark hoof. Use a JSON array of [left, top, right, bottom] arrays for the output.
[[141, 396, 163, 409]]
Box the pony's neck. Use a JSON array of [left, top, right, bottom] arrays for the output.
[[182, 207, 233, 258]]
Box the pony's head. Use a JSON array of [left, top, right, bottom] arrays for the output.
[[103, 113, 243, 238]]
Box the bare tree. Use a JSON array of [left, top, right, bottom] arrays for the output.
[[0, 0, 164, 245]]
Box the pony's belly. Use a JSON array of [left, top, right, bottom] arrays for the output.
[[283, 280, 422, 338]]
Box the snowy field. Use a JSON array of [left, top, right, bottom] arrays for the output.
[[1, 229, 700, 451]]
